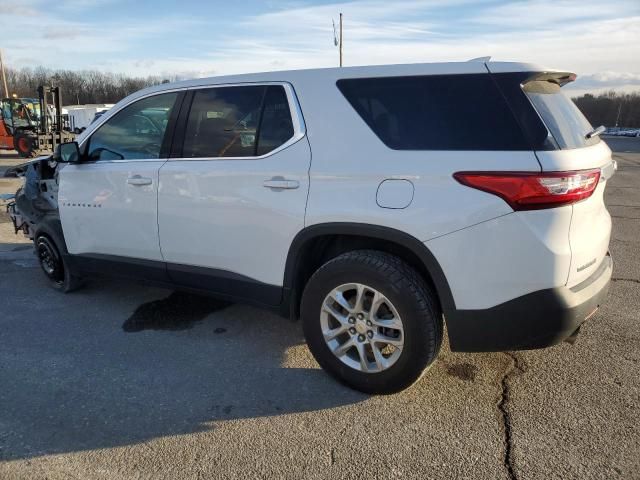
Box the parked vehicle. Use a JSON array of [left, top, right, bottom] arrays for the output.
[[605, 127, 640, 137], [91, 110, 107, 124], [64, 104, 114, 134], [6, 61, 614, 393]]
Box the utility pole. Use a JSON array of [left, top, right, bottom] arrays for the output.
[[339, 13, 343, 67], [333, 14, 344, 67], [0, 49, 9, 98], [615, 102, 622, 128]]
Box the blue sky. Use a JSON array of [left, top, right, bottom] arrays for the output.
[[3, 0, 640, 95]]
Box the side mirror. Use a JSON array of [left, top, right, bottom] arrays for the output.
[[53, 142, 80, 163]]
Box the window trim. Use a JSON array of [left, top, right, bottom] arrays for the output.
[[79, 81, 305, 163], [170, 82, 306, 162]]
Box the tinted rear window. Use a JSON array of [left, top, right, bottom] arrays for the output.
[[182, 85, 294, 158], [522, 80, 599, 149], [336, 74, 529, 150]]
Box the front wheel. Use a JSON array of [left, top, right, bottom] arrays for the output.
[[301, 250, 442, 394], [35, 235, 84, 293]]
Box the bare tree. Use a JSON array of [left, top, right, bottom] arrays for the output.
[[3, 66, 172, 105], [573, 91, 640, 128]]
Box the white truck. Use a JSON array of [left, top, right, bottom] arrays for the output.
[[63, 104, 114, 133]]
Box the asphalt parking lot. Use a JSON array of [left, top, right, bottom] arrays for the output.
[[0, 139, 639, 479]]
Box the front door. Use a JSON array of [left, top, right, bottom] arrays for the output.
[[158, 84, 311, 304], [58, 91, 181, 264]]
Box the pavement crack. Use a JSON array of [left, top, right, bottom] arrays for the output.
[[498, 352, 525, 480], [611, 215, 640, 220], [612, 277, 640, 284]]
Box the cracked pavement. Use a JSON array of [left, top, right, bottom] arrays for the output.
[[0, 141, 639, 479]]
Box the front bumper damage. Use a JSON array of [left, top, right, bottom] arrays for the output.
[[7, 200, 33, 239], [4, 155, 60, 241]]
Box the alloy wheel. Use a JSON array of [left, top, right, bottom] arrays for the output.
[[320, 283, 404, 373]]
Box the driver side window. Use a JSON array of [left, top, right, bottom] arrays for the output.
[[86, 92, 178, 161]]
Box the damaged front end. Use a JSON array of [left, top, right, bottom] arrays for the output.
[[4, 156, 61, 240]]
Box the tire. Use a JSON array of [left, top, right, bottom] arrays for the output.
[[301, 250, 442, 394], [13, 133, 39, 158], [35, 234, 84, 293]]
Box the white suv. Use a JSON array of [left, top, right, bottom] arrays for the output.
[[8, 61, 614, 393]]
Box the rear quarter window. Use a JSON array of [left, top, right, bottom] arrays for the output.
[[336, 74, 529, 151], [522, 79, 600, 149]]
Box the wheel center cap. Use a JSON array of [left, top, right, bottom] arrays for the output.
[[355, 321, 367, 335]]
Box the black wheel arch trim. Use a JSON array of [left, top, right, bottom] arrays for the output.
[[283, 222, 456, 314], [33, 214, 69, 256]]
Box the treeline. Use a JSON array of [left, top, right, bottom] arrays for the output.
[[573, 91, 640, 128], [2, 67, 176, 105]]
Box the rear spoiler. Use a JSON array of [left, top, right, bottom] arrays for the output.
[[525, 71, 577, 87]]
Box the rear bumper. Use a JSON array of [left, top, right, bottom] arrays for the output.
[[446, 253, 612, 352]]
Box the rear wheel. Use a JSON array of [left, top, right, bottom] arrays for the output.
[[14, 133, 39, 158], [301, 250, 442, 394], [35, 235, 83, 292]]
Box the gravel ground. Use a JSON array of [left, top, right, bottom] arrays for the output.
[[0, 145, 638, 479]]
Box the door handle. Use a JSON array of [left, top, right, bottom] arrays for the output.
[[263, 177, 299, 190], [127, 175, 153, 186]]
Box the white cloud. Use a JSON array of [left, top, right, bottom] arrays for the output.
[[471, 0, 639, 27], [566, 71, 640, 96]]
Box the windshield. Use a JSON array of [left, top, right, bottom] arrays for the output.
[[523, 80, 599, 149], [25, 100, 42, 121]]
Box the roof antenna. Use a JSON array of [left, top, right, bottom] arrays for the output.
[[467, 56, 492, 62]]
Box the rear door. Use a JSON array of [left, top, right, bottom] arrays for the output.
[[59, 91, 181, 267], [157, 83, 310, 304]]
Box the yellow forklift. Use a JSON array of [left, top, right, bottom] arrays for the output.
[[0, 86, 75, 158]]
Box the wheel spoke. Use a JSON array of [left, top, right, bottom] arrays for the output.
[[371, 344, 388, 372], [371, 332, 403, 348], [353, 284, 367, 312], [354, 342, 370, 372], [322, 302, 348, 324], [329, 289, 354, 313], [371, 315, 403, 330], [332, 338, 355, 357], [369, 290, 383, 314], [323, 324, 348, 342]]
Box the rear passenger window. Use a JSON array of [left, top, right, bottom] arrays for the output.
[[257, 86, 295, 156], [336, 75, 529, 151], [182, 85, 294, 158]]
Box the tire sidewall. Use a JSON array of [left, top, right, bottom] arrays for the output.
[[302, 254, 439, 393]]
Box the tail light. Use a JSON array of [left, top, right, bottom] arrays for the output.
[[453, 169, 601, 211]]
